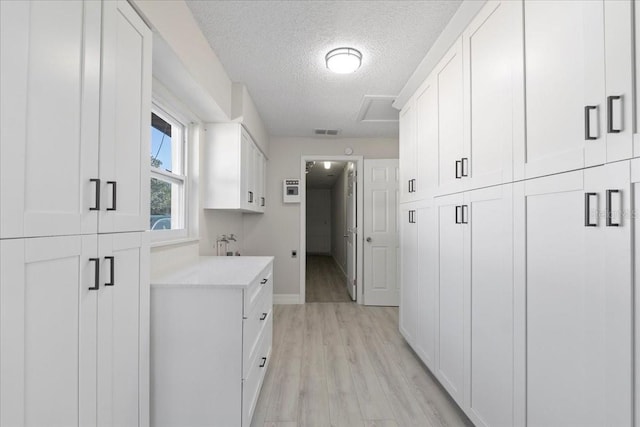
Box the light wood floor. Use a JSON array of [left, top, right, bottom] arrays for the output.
[[305, 255, 352, 303], [251, 303, 472, 427]]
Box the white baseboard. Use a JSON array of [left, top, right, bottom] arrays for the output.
[[273, 294, 302, 305]]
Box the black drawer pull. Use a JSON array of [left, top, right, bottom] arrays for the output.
[[455, 160, 462, 179], [584, 192, 597, 227], [607, 95, 622, 133], [259, 357, 267, 368], [462, 205, 469, 224], [455, 205, 461, 224], [606, 189, 621, 227], [261, 197, 265, 207], [248, 191, 254, 203], [106, 181, 117, 211], [89, 258, 100, 290], [104, 256, 115, 286], [461, 158, 469, 177], [260, 312, 267, 321], [90, 179, 101, 211], [260, 278, 268, 285], [584, 106, 597, 140]]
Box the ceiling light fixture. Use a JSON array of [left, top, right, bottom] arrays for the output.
[[325, 47, 362, 74], [324, 161, 331, 169]]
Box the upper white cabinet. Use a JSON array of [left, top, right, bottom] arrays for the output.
[[0, 0, 151, 239], [399, 99, 417, 203], [462, 0, 523, 190], [415, 77, 439, 200], [203, 123, 266, 213], [516, 0, 635, 180]]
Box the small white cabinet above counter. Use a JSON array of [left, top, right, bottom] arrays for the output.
[[203, 123, 267, 213], [150, 256, 273, 427]]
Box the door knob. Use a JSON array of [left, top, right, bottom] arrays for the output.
[[366, 237, 372, 243]]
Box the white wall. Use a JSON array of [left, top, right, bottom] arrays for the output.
[[331, 164, 349, 273], [306, 189, 331, 254], [242, 136, 399, 297], [231, 83, 270, 156]]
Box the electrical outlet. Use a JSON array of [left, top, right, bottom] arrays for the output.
[[291, 250, 297, 258]]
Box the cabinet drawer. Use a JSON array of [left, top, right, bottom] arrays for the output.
[[242, 321, 272, 427], [244, 264, 272, 315], [243, 278, 272, 378]]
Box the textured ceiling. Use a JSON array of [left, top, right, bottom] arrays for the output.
[[306, 161, 347, 189], [185, 0, 462, 138]]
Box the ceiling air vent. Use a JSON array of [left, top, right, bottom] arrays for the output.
[[314, 129, 340, 136]]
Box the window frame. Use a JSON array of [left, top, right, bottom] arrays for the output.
[[149, 102, 189, 242]]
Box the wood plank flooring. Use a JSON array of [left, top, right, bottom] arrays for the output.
[[306, 255, 352, 303], [251, 303, 472, 427]]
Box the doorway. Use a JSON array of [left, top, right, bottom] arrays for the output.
[[300, 155, 364, 304]]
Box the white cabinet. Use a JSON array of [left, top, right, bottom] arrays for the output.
[[151, 257, 274, 427], [203, 123, 266, 213], [514, 163, 633, 426], [399, 100, 417, 203], [399, 203, 418, 344], [462, 0, 523, 190], [0, 0, 150, 239], [0, 232, 149, 427], [517, 0, 635, 180]]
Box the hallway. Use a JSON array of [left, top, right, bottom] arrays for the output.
[[305, 255, 352, 303]]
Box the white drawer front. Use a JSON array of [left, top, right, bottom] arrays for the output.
[[242, 320, 272, 427], [244, 265, 272, 315], [243, 278, 272, 378]]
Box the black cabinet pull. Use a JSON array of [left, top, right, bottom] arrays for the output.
[[260, 278, 268, 285], [606, 189, 621, 227], [412, 179, 416, 193], [89, 258, 100, 290], [104, 256, 115, 286], [607, 95, 622, 133], [261, 197, 265, 207], [260, 313, 267, 321], [259, 357, 267, 368], [584, 106, 597, 140], [408, 210, 416, 224], [455, 205, 462, 224], [408, 180, 412, 193], [248, 191, 253, 203], [455, 160, 462, 179], [106, 181, 117, 211], [90, 179, 101, 211], [462, 205, 469, 224], [461, 158, 469, 177], [584, 192, 597, 227]]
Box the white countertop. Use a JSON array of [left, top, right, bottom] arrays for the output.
[[151, 256, 274, 288]]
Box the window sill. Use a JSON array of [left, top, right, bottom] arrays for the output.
[[150, 236, 200, 249]]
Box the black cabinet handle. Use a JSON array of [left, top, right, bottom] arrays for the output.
[[584, 192, 597, 227], [461, 158, 469, 177], [408, 210, 416, 224], [106, 181, 117, 211], [607, 95, 622, 133], [408, 180, 412, 193], [90, 179, 101, 211], [259, 357, 267, 368], [412, 179, 416, 193], [455, 205, 462, 224], [104, 256, 115, 286], [606, 189, 621, 227], [260, 278, 268, 285], [462, 205, 469, 224], [261, 197, 265, 207], [584, 106, 597, 140], [260, 313, 267, 321], [249, 191, 254, 203], [89, 258, 100, 290], [455, 160, 462, 179]]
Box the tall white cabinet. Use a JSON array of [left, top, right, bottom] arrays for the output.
[[0, 1, 151, 426], [398, 0, 638, 426]]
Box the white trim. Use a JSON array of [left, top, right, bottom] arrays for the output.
[[150, 236, 199, 249], [393, 0, 486, 110], [300, 155, 365, 304], [273, 294, 303, 305]]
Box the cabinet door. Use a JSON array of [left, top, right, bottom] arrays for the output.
[[257, 151, 266, 212], [240, 131, 254, 211], [99, 0, 151, 233], [0, 0, 101, 239], [414, 200, 437, 370], [635, 0, 640, 157], [415, 77, 438, 199], [632, 158, 640, 426], [399, 204, 417, 345], [97, 232, 149, 427], [463, 185, 514, 427], [519, 0, 605, 179], [514, 165, 633, 426], [463, 0, 522, 190], [1, 235, 98, 427], [399, 99, 417, 203], [435, 193, 465, 404], [437, 39, 465, 195]]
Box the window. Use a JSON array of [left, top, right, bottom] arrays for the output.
[[150, 106, 187, 236]]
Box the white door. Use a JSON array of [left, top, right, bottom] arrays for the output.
[[0, 0, 101, 239], [346, 167, 357, 300], [463, 0, 522, 190], [435, 193, 465, 405], [399, 100, 416, 203], [99, 0, 151, 233], [399, 203, 417, 344], [1, 235, 98, 427], [514, 164, 633, 426], [464, 184, 514, 427], [518, 0, 605, 179], [363, 159, 400, 306]]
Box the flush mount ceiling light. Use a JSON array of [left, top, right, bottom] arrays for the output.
[[324, 161, 331, 169], [325, 47, 362, 74]]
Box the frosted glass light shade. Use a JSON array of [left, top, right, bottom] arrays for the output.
[[325, 47, 362, 74], [324, 161, 331, 169]]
